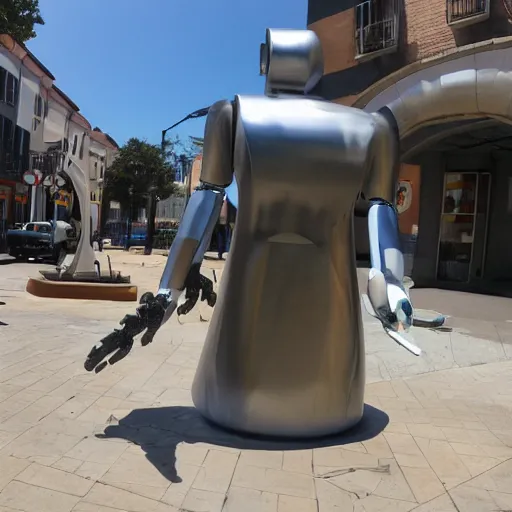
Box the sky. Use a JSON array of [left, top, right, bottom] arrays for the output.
[[27, 0, 308, 148]]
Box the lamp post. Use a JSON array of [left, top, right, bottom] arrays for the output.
[[144, 106, 211, 255]]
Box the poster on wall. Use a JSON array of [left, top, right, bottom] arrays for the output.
[[397, 180, 412, 214]]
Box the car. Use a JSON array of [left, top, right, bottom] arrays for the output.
[[6, 221, 75, 263]]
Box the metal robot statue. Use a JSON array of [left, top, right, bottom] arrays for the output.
[[85, 29, 422, 438]]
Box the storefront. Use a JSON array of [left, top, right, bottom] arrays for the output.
[[0, 179, 29, 226]]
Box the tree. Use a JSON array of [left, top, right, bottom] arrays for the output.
[[0, 0, 44, 43], [103, 138, 177, 244]]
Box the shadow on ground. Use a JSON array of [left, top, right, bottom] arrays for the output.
[[97, 404, 388, 483]]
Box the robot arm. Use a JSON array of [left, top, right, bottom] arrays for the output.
[[362, 111, 421, 356], [85, 100, 235, 372]]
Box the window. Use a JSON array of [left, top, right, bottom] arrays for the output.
[[0, 68, 5, 102], [2, 118, 14, 165], [355, 0, 399, 59], [6, 73, 18, 106], [72, 134, 78, 155], [79, 133, 85, 159], [33, 94, 43, 132], [447, 0, 489, 26], [34, 95, 43, 117], [21, 128, 30, 172], [94, 161, 98, 179], [100, 165, 104, 179]]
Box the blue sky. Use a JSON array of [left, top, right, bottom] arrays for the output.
[[27, 0, 308, 148]]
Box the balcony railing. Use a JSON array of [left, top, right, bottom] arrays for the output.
[[355, 0, 399, 60], [447, 0, 489, 27]]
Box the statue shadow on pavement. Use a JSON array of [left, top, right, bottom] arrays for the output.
[[96, 404, 388, 483]]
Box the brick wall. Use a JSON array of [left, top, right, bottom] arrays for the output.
[[310, 10, 356, 74], [308, 0, 512, 102], [403, 0, 456, 61]]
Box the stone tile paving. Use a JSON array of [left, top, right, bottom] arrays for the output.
[[1, 252, 512, 511]]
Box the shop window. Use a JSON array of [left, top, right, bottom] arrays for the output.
[[437, 172, 491, 282]]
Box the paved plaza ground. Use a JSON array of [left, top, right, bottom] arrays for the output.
[[1, 250, 512, 511]]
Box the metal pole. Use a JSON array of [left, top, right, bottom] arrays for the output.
[[144, 107, 211, 255]]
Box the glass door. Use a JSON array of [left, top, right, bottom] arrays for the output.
[[437, 172, 491, 283], [437, 173, 477, 282]]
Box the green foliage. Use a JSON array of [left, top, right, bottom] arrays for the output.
[[154, 228, 178, 250], [0, 0, 44, 43], [104, 138, 177, 218], [190, 136, 204, 148]]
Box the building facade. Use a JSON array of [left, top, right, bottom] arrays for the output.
[[309, 0, 512, 292], [0, 34, 118, 255], [0, 36, 33, 248]]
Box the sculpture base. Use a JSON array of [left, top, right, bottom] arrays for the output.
[[26, 275, 137, 302]]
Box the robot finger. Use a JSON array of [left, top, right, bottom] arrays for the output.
[[107, 341, 134, 366], [84, 330, 132, 372], [141, 326, 159, 346], [177, 293, 199, 316], [84, 332, 118, 372], [199, 275, 217, 308]]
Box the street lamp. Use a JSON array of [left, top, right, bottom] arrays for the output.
[[144, 106, 211, 255]]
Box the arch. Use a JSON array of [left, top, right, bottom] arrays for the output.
[[363, 46, 512, 139]]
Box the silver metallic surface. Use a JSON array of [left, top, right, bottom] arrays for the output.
[[367, 202, 415, 340], [363, 49, 512, 138], [200, 101, 234, 187], [262, 29, 323, 95], [158, 188, 224, 293], [192, 92, 384, 438]]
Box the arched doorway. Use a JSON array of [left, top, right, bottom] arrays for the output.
[[362, 47, 512, 293]]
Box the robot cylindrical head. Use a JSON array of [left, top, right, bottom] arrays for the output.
[[260, 29, 324, 96]]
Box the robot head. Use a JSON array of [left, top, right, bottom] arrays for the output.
[[260, 29, 324, 96]]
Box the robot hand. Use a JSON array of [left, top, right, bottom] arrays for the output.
[[84, 270, 218, 373], [84, 292, 169, 373], [177, 266, 217, 316], [366, 268, 421, 356]]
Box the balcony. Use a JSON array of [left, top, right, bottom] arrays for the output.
[[355, 0, 399, 61], [447, 0, 489, 28]]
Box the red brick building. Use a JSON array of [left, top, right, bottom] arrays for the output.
[[308, 0, 512, 293]]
